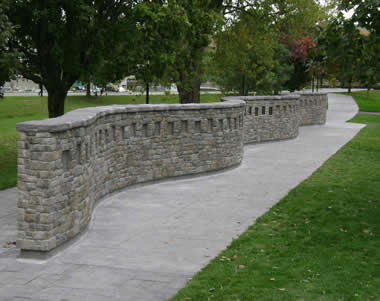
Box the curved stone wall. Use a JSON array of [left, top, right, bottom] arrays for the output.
[[222, 95, 300, 144], [298, 92, 328, 126], [16, 92, 327, 254], [16, 101, 245, 252]]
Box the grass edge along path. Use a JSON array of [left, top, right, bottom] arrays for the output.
[[341, 90, 380, 113], [171, 115, 380, 300]]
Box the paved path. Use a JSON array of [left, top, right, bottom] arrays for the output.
[[0, 94, 365, 301]]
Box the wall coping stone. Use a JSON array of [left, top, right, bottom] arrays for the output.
[[16, 100, 246, 133], [221, 95, 301, 102], [297, 92, 328, 96]]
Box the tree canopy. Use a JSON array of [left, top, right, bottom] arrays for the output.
[[130, 1, 186, 103], [209, 0, 327, 94], [313, 7, 380, 93], [7, 0, 138, 117], [212, 7, 291, 95], [339, 0, 380, 34], [166, 0, 225, 103], [0, 0, 15, 96], [2, 0, 378, 111]]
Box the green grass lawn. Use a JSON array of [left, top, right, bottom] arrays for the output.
[[171, 115, 380, 300], [344, 90, 380, 112], [0, 94, 221, 190]]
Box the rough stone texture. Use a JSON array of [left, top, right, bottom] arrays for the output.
[[298, 92, 328, 126], [222, 95, 300, 144], [16, 101, 245, 252], [222, 93, 327, 144]]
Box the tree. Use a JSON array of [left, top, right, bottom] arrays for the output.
[[281, 34, 316, 91], [339, 0, 380, 93], [356, 32, 380, 95], [210, 0, 324, 94], [6, 1, 137, 117], [306, 34, 328, 92], [269, 0, 327, 91], [339, 0, 380, 34], [0, 0, 15, 97], [211, 7, 292, 95], [168, 0, 224, 103], [271, 0, 326, 38], [75, 1, 186, 104], [320, 16, 363, 92], [270, 43, 294, 94], [130, 1, 185, 104]]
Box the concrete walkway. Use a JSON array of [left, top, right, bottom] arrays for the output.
[[0, 94, 365, 301]]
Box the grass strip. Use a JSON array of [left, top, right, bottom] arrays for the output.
[[171, 114, 380, 301], [342, 90, 380, 112]]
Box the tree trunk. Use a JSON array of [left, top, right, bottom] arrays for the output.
[[39, 83, 44, 97], [240, 76, 244, 95], [348, 79, 352, 93], [47, 88, 68, 118], [312, 73, 315, 92], [146, 82, 150, 104], [177, 81, 201, 103], [176, 62, 201, 104], [316, 76, 319, 92], [240, 75, 248, 96], [86, 82, 91, 97]]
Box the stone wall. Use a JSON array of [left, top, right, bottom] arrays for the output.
[[222, 95, 300, 144], [298, 92, 328, 126], [16, 101, 245, 253], [16, 93, 327, 254]]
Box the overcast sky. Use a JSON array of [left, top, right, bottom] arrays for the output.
[[343, 9, 354, 19], [319, 0, 355, 19]]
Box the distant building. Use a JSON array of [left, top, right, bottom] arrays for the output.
[[3, 77, 39, 91]]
